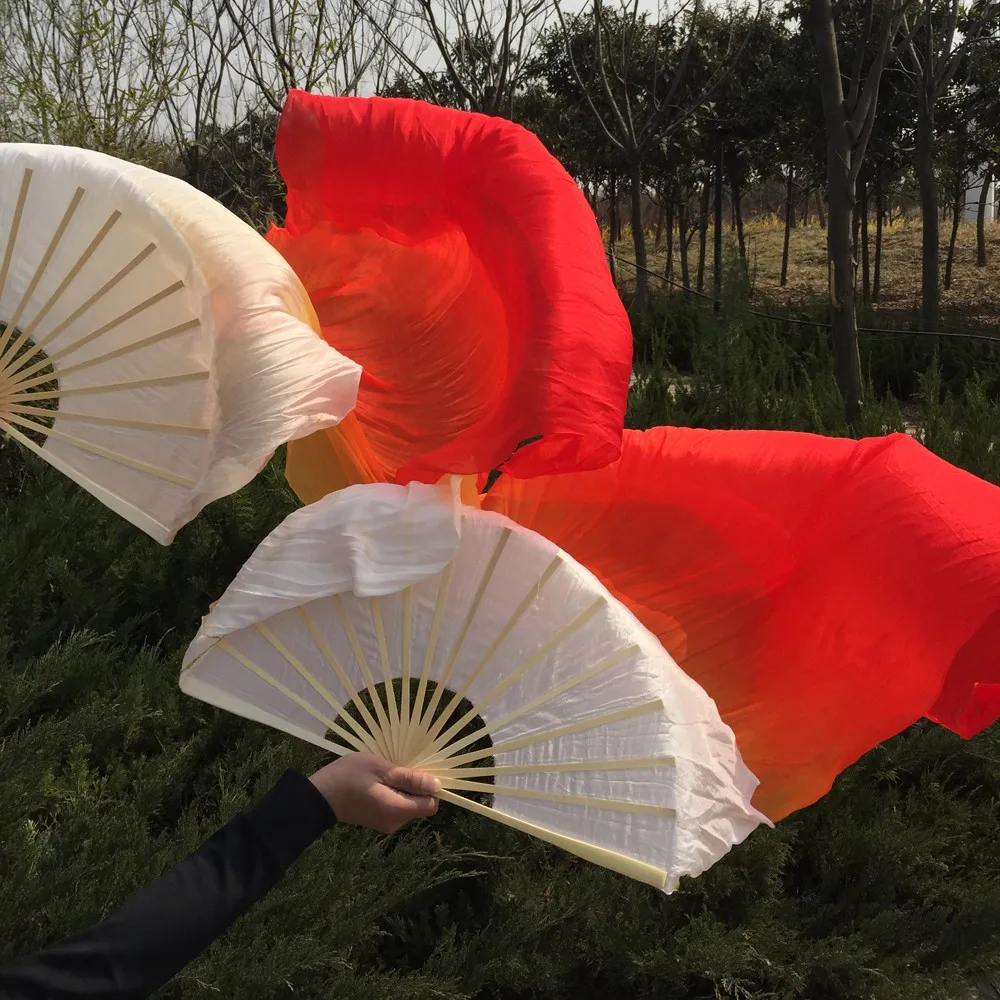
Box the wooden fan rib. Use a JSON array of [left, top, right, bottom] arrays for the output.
[[8, 280, 187, 385], [437, 776, 674, 817], [436, 788, 668, 890], [215, 638, 359, 756], [424, 699, 664, 770], [400, 562, 452, 763], [399, 588, 413, 760], [252, 622, 373, 757], [8, 366, 63, 395], [10, 242, 158, 363], [13, 317, 200, 393], [49, 279, 185, 364], [0, 421, 53, 461], [334, 595, 397, 760], [424, 756, 677, 779], [54, 315, 199, 378], [2, 411, 197, 486], [43, 369, 211, 397], [424, 554, 562, 751], [0, 169, 33, 356], [418, 644, 641, 765], [416, 528, 512, 738], [18, 211, 122, 346], [3, 403, 210, 437], [7, 370, 211, 410], [411, 596, 608, 764], [0, 187, 86, 369], [297, 606, 387, 758], [484, 645, 641, 736], [371, 597, 403, 761]]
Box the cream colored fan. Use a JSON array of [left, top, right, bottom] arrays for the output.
[[0, 143, 361, 544], [181, 481, 769, 891]]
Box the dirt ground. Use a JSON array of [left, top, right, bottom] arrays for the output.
[[621, 220, 1000, 331]]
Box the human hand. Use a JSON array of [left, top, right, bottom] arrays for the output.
[[309, 753, 441, 835]]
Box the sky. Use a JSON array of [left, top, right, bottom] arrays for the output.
[[356, 0, 718, 95]]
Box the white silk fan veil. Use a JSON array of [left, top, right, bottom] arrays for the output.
[[0, 143, 361, 544], [181, 481, 769, 892]]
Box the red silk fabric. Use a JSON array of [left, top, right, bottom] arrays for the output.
[[482, 427, 1000, 819], [267, 91, 632, 492], [265, 91, 999, 824]]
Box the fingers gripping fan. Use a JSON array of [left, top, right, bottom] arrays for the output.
[[181, 482, 768, 891], [0, 143, 361, 544]]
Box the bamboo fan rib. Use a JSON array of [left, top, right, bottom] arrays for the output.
[[181, 481, 768, 892], [0, 143, 360, 544]]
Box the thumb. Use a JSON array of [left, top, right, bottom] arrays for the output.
[[371, 782, 439, 821], [383, 766, 442, 799]]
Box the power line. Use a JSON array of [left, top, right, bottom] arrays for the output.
[[611, 253, 1000, 345]]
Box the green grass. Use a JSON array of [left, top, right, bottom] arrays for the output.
[[1, 308, 999, 999]]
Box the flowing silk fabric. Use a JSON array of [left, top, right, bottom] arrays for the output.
[[263, 92, 999, 824], [479, 427, 1000, 820], [267, 91, 632, 493]]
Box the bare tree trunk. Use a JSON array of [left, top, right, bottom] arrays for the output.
[[664, 199, 675, 279], [697, 176, 710, 294], [977, 166, 993, 267], [726, 146, 740, 235], [734, 183, 747, 260], [897, 0, 996, 325], [827, 158, 864, 431], [606, 178, 618, 286], [873, 173, 885, 302], [609, 173, 619, 253], [860, 170, 871, 305], [810, 0, 868, 432], [614, 177, 624, 244], [654, 196, 666, 248], [945, 172, 963, 290], [678, 197, 691, 295], [714, 132, 724, 310], [915, 101, 940, 332], [816, 188, 827, 229], [628, 159, 648, 316], [803, 189, 812, 227], [781, 165, 795, 287], [852, 187, 861, 267]]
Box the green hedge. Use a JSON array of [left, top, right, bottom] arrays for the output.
[[1, 321, 998, 999]]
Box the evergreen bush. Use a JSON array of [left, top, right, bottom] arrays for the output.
[[1, 320, 998, 998]]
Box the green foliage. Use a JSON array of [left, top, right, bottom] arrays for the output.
[[176, 112, 287, 231], [2, 328, 999, 998], [629, 256, 1000, 443]]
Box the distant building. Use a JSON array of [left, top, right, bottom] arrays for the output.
[[963, 168, 996, 224]]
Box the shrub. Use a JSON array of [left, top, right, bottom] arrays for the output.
[[1, 315, 998, 998]]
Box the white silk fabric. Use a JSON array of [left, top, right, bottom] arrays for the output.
[[182, 481, 769, 892], [0, 143, 360, 543]]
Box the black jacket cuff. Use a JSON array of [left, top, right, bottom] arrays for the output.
[[245, 769, 336, 870]]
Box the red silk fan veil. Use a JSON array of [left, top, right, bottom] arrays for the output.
[[266, 91, 1000, 823], [481, 427, 1000, 820], [266, 90, 633, 495]]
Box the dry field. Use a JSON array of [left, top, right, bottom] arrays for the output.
[[620, 219, 1000, 331]]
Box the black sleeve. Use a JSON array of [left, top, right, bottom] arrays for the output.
[[0, 769, 336, 1000]]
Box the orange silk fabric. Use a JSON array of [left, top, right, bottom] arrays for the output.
[[481, 427, 1000, 819], [268, 91, 632, 489]]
